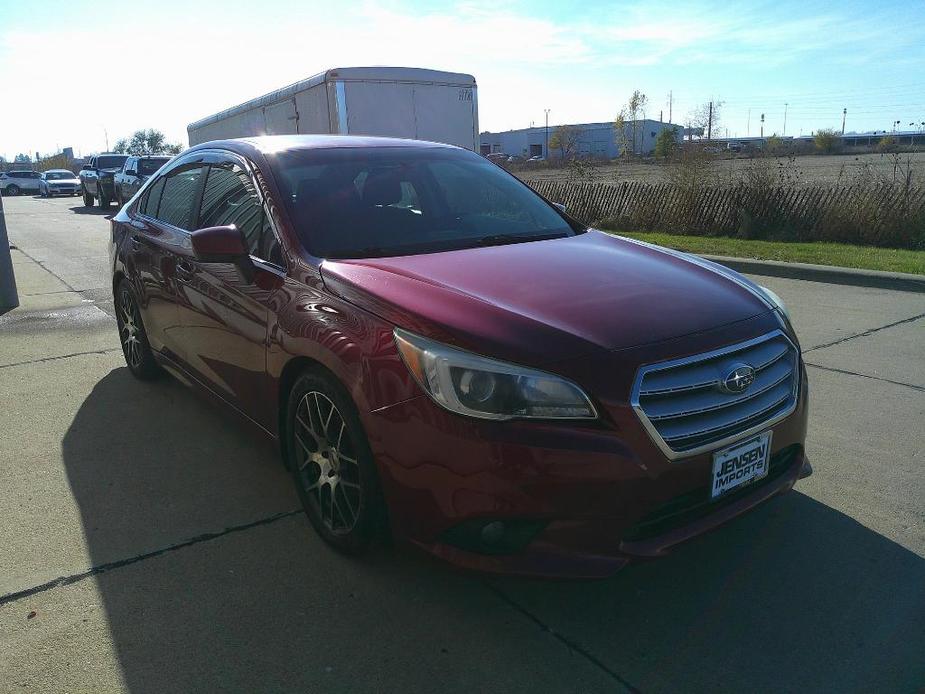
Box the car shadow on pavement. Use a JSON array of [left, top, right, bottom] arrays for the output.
[[61, 369, 925, 692], [68, 205, 114, 217]]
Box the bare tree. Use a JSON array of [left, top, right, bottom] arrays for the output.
[[689, 101, 723, 141], [549, 125, 584, 159]]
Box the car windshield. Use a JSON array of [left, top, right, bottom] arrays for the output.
[[269, 146, 577, 259], [45, 171, 74, 180], [98, 155, 128, 169], [138, 158, 169, 175]]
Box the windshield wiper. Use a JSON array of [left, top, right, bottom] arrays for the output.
[[475, 232, 568, 247]]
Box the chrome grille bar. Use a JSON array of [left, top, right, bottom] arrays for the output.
[[631, 330, 800, 460]]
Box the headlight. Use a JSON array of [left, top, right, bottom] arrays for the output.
[[394, 328, 597, 420], [758, 285, 790, 322]]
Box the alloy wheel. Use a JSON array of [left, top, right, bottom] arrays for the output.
[[293, 391, 362, 535], [118, 287, 144, 369]]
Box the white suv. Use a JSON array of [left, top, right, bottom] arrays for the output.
[[1, 170, 43, 196]]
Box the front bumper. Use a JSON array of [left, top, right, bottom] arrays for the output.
[[48, 186, 79, 195], [364, 362, 809, 579]]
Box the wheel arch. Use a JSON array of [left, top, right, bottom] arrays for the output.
[[277, 356, 327, 469]]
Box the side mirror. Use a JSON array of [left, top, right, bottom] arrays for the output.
[[552, 202, 567, 213], [126, 169, 137, 176], [80, 165, 90, 171], [191, 225, 248, 262]]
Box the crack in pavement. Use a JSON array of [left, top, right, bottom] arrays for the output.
[[0, 347, 125, 370], [484, 581, 641, 693], [11, 246, 78, 293], [803, 312, 925, 353], [0, 510, 301, 607], [805, 362, 925, 392]]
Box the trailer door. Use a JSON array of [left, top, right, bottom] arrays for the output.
[[264, 99, 299, 135], [412, 83, 476, 150]]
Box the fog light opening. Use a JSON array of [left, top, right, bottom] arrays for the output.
[[440, 518, 547, 556]]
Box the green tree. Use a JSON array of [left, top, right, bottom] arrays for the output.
[[113, 129, 182, 155], [613, 110, 628, 156], [814, 128, 840, 153], [878, 135, 898, 153], [765, 134, 784, 154], [654, 128, 679, 159], [14, 153, 31, 163], [613, 90, 648, 156]]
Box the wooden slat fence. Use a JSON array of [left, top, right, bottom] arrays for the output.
[[528, 180, 925, 248]]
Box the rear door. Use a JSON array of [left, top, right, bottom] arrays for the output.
[[128, 156, 207, 364], [344, 81, 416, 138], [173, 152, 285, 428], [412, 82, 476, 149]]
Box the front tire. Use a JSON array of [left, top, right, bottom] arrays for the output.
[[82, 186, 93, 207], [98, 186, 110, 209], [115, 279, 161, 380], [286, 370, 385, 554], [5, 184, 19, 196]]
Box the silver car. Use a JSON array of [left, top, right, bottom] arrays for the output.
[[0, 170, 43, 196], [40, 170, 81, 197]]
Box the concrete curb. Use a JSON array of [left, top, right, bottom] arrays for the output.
[[701, 254, 925, 293]]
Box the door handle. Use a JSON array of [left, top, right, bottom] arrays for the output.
[[130, 236, 142, 251], [176, 260, 194, 280]]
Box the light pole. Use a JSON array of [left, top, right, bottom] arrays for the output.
[[841, 108, 847, 135], [783, 103, 788, 136], [544, 109, 551, 158]]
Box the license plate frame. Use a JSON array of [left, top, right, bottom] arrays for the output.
[[710, 431, 772, 500]]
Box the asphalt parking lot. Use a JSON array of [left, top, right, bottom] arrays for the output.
[[1, 194, 923, 693]]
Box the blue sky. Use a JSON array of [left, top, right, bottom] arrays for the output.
[[1, 0, 923, 159]]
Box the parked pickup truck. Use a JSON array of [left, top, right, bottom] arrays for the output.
[[113, 155, 171, 206], [79, 154, 129, 208]]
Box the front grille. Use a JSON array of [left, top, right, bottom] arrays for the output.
[[623, 445, 801, 541], [632, 330, 799, 459]]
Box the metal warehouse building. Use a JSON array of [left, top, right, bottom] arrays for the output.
[[479, 120, 682, 158]]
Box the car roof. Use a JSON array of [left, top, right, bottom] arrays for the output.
[[192, 134, 459, 156], [45, 169, 76, 174]]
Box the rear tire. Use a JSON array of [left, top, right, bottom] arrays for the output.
[[286, 369, 387, 554], [5, 184, 19, 196], [82, 187, 93, 207], [115, 279, 162, 380]]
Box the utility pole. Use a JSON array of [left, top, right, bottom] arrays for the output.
[[760, 113, 765, 138], [783, 103, 788, 136], [544, 109, 550, 158], [841, 108, 847, 135], [104, 128, 109, 151], [668, 90, 673, 124], [707, 101, 713, 141], [660, 109, 663, 123]]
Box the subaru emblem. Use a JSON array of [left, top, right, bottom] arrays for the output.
[[720, 364, 755, 394]]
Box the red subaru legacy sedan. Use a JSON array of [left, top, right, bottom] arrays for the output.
[[109, 135, 809, 578]]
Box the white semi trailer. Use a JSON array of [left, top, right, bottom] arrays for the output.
[[187, 67, 478, 150]]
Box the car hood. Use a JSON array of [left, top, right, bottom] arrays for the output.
[[48, 178, 78, 184], [320, 230, 771, 365]]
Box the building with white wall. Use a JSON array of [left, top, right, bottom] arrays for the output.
[[479, 119, 682, 158]]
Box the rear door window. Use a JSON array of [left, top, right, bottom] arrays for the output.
[[156, 166, 205, 230], [141, 177, 166, 217]]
